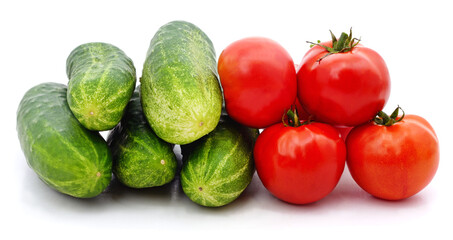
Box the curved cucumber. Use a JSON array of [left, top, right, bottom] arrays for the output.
[[180, 113, 259, 207], [66, 42, 136, 131], [16, 83, 112, 198], [107, 86, 177, 188], [141, 20, 223, 145]]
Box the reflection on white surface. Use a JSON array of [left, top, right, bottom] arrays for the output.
[[10, 131, 443, 239], [17, 149, 431, 218]]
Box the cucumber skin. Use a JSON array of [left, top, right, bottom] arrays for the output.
[[141, 20, 223, 145], [66, 42, 136, 131], [180, 114, 259, 207], [107, 86, 177, 188], [17, 83, 112, 198]]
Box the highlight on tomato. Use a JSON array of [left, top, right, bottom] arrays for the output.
[[218, 37, 297, 129], [297, 29, 391, 127], [253, 108, 346, 204], [346, 106, 439, 200]]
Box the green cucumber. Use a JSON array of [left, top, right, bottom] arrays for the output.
[[180, 113, 259, 207], [141, 20, 223, 145], [17, 83, 112, 198], [107, 86, 177, 188], [66, 42, 136, 131]]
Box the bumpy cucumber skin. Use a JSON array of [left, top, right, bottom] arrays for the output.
[[180, 114, 259, 207], [17, 83, 112, 198], [141, 21, 223, 145], [66, 42, 136, 131], [107, 86, 177, 188]]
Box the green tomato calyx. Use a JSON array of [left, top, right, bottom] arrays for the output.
[[374, 106, 405, 126], [307, 28, 361, 62], [282, 106, 312, 127]]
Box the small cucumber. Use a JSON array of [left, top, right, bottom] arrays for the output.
[[107, 86, 177, 188], [141, 20, 223, 145], [66, 42, 136, 131], [180, 113, 259, 207], [17, 83, 112, 198]]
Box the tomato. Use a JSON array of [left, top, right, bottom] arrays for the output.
[[218, 37, 297, 129], [346, 107, 439, 200], [253, 111, 346, 204], [297, 30, 391, 127]]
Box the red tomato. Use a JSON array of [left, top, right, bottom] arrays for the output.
[[346, 110, 439, 200], [254, 118, 346, 204], [297, 31, 390, 127], [218, 37, 297, 129]]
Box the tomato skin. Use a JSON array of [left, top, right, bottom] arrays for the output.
[[295, 97, 352, 141], [254, 122, 346, 204], [346, 115, 439, 200], [218, 37, 297, 129], [297, 41, 391, 127], [336, 126, 353, 141], [294, 97, 311, 121]]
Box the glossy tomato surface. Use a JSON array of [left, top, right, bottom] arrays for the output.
[[254, 122, 346, 204], [336, 126, 353, 141], [218, 37, 297, 129], [346, 115, 439, 200], [294, 97, 311, 121], [297, 41, 391, 127]]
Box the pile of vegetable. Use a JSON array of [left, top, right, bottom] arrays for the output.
[[17, 20, 439, 207]]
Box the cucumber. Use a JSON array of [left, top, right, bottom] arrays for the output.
[[107, 86, 177, 188], [141, 20, 223, 145], [66, 42, 136, 131], [180, 113, 259, 207], [16, 83, 112, 198]]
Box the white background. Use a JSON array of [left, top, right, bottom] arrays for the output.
[[2, 0, 452, 239]]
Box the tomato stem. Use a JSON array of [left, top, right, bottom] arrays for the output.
[[283, 106, 299, 127], [282, 106, 312, 127], [307, 28, 361, 62], [284, 109, 301, 127], [374, 106, 405, 126], [287, 109, 300, 127]]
